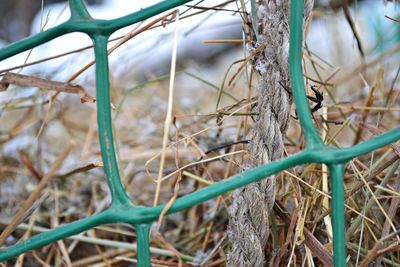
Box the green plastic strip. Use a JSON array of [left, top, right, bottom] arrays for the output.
[[329, 163, 347, 267], [136, 224, 151, 267], [289, 0, 325, 149], [0, 0, 399, 266], [92, 34, 134, 208]]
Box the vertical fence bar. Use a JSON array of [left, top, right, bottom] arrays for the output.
[[136, 224, 151, 267], [92, 35, 133, 207], [329, 163, 347, 266], [289, 0, 325, 149], [69, 0, 92, 20]]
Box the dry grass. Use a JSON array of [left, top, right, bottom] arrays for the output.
[[0, 1, 399, 266]]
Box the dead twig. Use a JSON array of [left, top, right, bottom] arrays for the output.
[[0, 72, 95, 103]]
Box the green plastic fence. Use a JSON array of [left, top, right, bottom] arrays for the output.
[[0, 0, 399, 266]]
